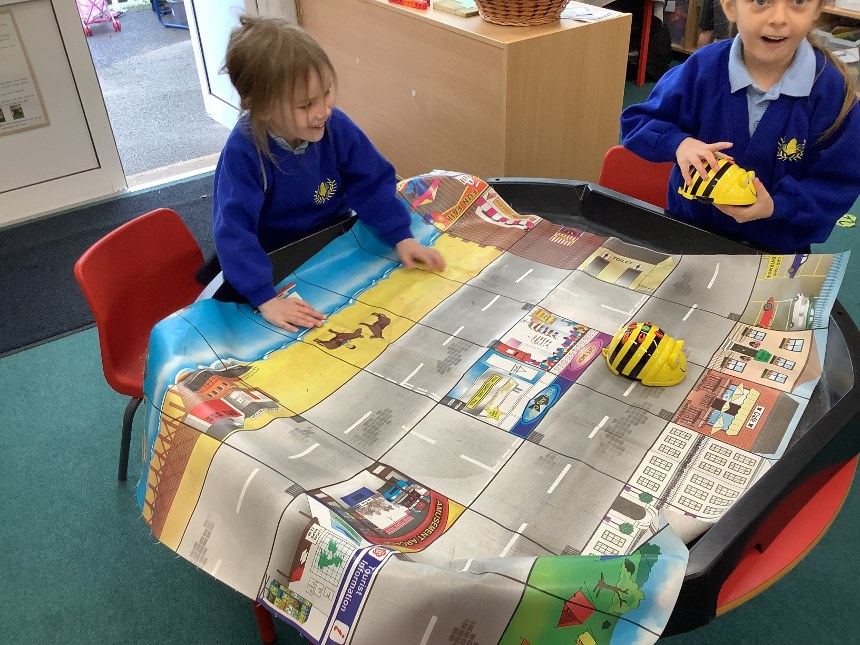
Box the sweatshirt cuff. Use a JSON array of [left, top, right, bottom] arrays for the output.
[[380, 224, 413, 248], [246, 283, 278, 309], [770, 193, 792, 222]]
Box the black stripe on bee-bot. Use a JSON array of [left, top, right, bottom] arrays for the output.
[[626, 335, 664, 380], [614, 341, 645, 375], [608, 337, 629, 363], [701, 161, 732, 198]]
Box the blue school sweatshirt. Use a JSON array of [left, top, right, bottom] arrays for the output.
[[213, 108, 412, 306], [621, 39, 860, 252]]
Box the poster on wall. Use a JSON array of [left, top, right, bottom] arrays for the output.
[[0, 10, 48, 135]]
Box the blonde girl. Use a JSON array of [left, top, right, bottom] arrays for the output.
[[211, 15, 444, 331]]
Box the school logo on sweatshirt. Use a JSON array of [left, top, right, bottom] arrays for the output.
[[777, 137, 805, 161], [314, 178, 338, 205]]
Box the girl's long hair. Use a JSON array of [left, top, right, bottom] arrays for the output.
[[809, 37, 858, 143], [223, 15, 336, 161]]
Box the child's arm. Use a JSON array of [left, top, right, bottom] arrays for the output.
[[213, 149, 279, 307], [331, 110, 446, 271], [621, 60, 712, 166]]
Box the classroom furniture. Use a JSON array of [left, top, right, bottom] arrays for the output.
[[74, 208, 204, 481], [299, 0, 632, 182], [598, 144, 674, 209]]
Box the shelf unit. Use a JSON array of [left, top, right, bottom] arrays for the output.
[[818, 4, 860, 98], [822, 5, 860, 19], [669, 0, 700, 55]]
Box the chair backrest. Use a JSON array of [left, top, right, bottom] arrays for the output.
[[598, 145, 675, 210], [74, 208, 204, 397]]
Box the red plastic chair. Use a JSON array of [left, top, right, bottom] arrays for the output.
[[598, 145, 675, 210], [74, 208, 204, 481]]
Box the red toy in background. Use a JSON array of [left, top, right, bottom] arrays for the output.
[[389, 0, 431, 9], [77, 0, 121, 36]]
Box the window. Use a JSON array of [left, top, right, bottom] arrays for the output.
[[593, 542, 619, 555], [773, 357, 796, 370], [644, 467, 666, 481], [649, 456, 673, 470], [781, 338, 804, 352], [658, 444, 681, 458], [746, 329, 766, 341], [698, 461, 721, 475], [723, 358, 746, 373], [765, 370, 788, 384], [678, 495, 702, 511], [601, 530, 626, 547], [684, 485, 708, 500], [670, 427, 692, 440], [666, 436, 686, 449], [704, 452, 727, 466], [715, 485, 738, 497], [723, 471, 747, 485], [637, 476, 660, 491]]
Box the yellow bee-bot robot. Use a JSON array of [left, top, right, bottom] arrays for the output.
[[678, 158, 757, 206], [603, 322, 687, 387]]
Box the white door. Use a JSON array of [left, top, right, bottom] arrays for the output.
[[0, 0, 125, 228], [185, 0, 299, 131]]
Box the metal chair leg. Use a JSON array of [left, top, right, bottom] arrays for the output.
[[119, 396, 142, 481], [253, 601, 277, 644]]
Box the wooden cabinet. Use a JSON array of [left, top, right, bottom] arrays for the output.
[[298, 0, 631, 182]]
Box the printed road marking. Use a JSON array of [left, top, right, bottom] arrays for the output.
[[547, 464, 572, 494], [589, 415, 609, 439], [461, 559, 473, 572], [683, 304, 698, 321], [623, 382, 637, 397], [500, 523, 528, 557], [460, 454, 499, 472], [412, 431, 437, 445], [442, 325, 465, 346], [236, 468, 259, 513], [515, 269, 533, 283], [419, 616, 438, 645], [707, 263, 720, 289], [344, 410, 372, 434], [601, 294, 648, 316], [401, 363, 424, 387], [481, 295, 500, 311], [289, 443, 319, 460]]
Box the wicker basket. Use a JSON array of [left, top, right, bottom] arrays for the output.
[[473, 0, 570, 26]]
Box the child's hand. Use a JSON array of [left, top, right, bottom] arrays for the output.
[[715, 177, 774, 223], [258, 296, 326, 333], [395, 238, 446, 272], [676, 138, 734, 185]]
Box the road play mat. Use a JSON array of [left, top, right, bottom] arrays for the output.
[[137, 171, 848, 645]]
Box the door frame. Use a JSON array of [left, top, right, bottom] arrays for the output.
[[0, 0, 125, 228]]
